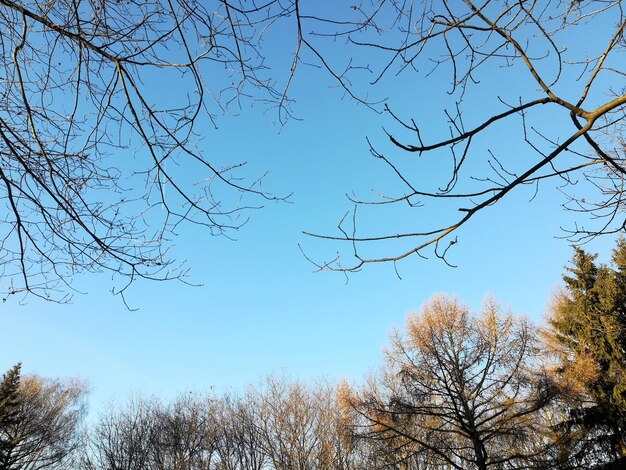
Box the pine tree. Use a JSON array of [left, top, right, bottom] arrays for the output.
[[0, 364, 20, 428], [0, 364, 22, 469], [548, 241, 626, 464]]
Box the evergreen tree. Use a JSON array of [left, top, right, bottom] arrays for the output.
[[0, 364, 20, 428], [0, 364, 22, 469], [548, 241, 626, 464]]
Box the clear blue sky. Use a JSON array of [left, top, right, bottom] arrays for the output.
[[0, 3, 620, 417]]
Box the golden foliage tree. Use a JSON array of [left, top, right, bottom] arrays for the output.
[[343, 295, 558, 470]]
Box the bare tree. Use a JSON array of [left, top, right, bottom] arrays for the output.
[[214, 395, 267, 470], [82, 393, 223, 470], [249, 375, 365, 470], [0, 0, 296, 301], [82, 397, 156, 470], [0, 366, 87, 470], [149, 394, 221, 470], [253, 376, 325, 470], [342, 295, 559, 470], [293, 0, 626, 271], [310, 383, 365, 470]]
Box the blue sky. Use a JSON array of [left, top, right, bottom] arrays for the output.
[[0, 2, 621, 417]]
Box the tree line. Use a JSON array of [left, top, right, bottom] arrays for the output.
[[4, 240, 626, 469]]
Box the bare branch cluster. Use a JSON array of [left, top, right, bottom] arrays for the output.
[[0, 0, 296, 301], [297, 0, 626, 271]]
